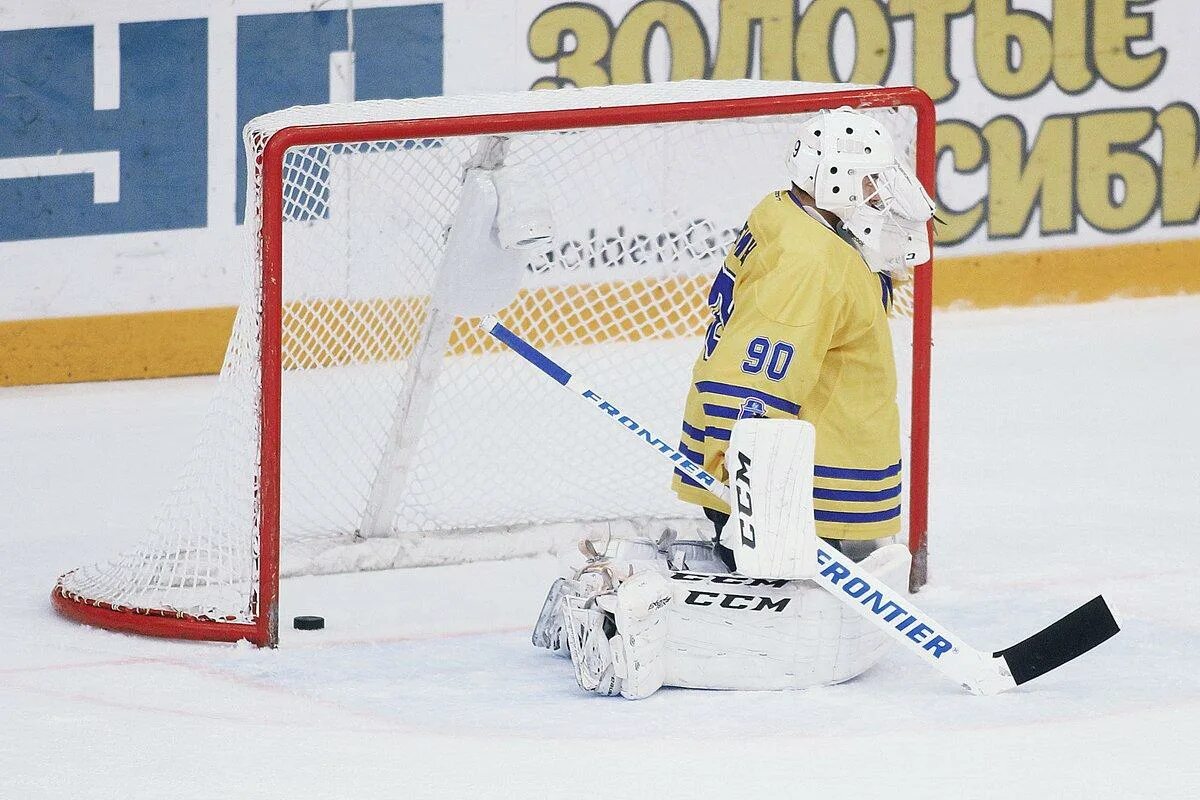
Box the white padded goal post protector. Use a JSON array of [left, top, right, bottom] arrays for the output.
[[53, 80, 934, 646]]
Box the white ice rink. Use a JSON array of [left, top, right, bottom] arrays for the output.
[[2, 296, 1199, 799]]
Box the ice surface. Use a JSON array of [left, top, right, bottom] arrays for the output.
[[2, 297, 1199, 799]]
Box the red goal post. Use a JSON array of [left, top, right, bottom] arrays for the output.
[[54, 82, 935, 647]]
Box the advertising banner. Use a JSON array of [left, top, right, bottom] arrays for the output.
[[1, 0, 1196, 382]]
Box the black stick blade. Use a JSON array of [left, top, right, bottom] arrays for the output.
[[994, 595, 1119, 686]]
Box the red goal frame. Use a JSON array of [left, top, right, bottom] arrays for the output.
[[54, 86, 935, 647]]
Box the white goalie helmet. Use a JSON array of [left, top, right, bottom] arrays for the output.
[[785, 108, 936, 274]]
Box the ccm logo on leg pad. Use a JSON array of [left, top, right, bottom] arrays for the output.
[[683, 590, 790, 613]]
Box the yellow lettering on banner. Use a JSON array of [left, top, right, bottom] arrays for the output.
[[795, 0, 893, 85], [1092, 0, 1166, 90], [611, 1, 708, 84], [983, 115, 1074, 238], [932, 120, 987, 246], [1158, 104, 1200, 227], [528, 4, 614, 89], [974, 0, 1053, 99], [1051, 0, 1096, 94], [711, 0, 795, 80], [890, 0, 972, 103], [1076, 109, 1158, 233]]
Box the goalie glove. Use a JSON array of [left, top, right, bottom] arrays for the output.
[[562, 568, 673, 700], [532, 536, 663, 654], [532, 534, 727, 654]]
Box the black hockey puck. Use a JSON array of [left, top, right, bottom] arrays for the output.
[[293, 615, 325, 630]]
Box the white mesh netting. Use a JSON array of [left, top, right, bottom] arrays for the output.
[[56, 80, 925, 631]]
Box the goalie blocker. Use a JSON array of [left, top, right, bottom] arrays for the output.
[[724, 418, 820, 580]]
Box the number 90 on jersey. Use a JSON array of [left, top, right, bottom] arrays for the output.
[[742, 337, 794, 381]]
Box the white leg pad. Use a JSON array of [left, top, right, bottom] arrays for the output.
[[663, 544, 912, 690]]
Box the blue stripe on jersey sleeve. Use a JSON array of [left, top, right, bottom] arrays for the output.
[[702, 403, 741, 420], [695, 381, 801, 415], [681, 421, 706, 443], [814, 461, 902, 481], [814, 484, 902, 502], [675, 437, 704, 488], [678, 442, 703, 464], [815, 506, 902, 524], [733, 230, 754, 258], [705, 425, 732, 441]]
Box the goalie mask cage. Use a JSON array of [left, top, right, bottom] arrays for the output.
[[52, 81, 935, 647]]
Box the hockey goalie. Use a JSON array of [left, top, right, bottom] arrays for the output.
[[532, 108, 937, 699]]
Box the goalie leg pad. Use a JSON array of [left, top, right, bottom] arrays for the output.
[[662, 544, 912, 691]]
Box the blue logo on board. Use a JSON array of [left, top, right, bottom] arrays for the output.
[[0, 4, 443, 242]]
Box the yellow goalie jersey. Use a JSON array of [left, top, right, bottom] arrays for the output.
[[672, 189, 903, 541]]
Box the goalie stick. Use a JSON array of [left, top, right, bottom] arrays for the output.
[[480, 314, 1119, 695]]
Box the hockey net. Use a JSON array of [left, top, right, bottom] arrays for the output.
[[53, 80, 934, 646]]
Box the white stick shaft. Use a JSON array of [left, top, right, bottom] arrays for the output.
[[479, 315, 1015, 695], [809, 542, 1014, 694], [479, 315, 729, 504]]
